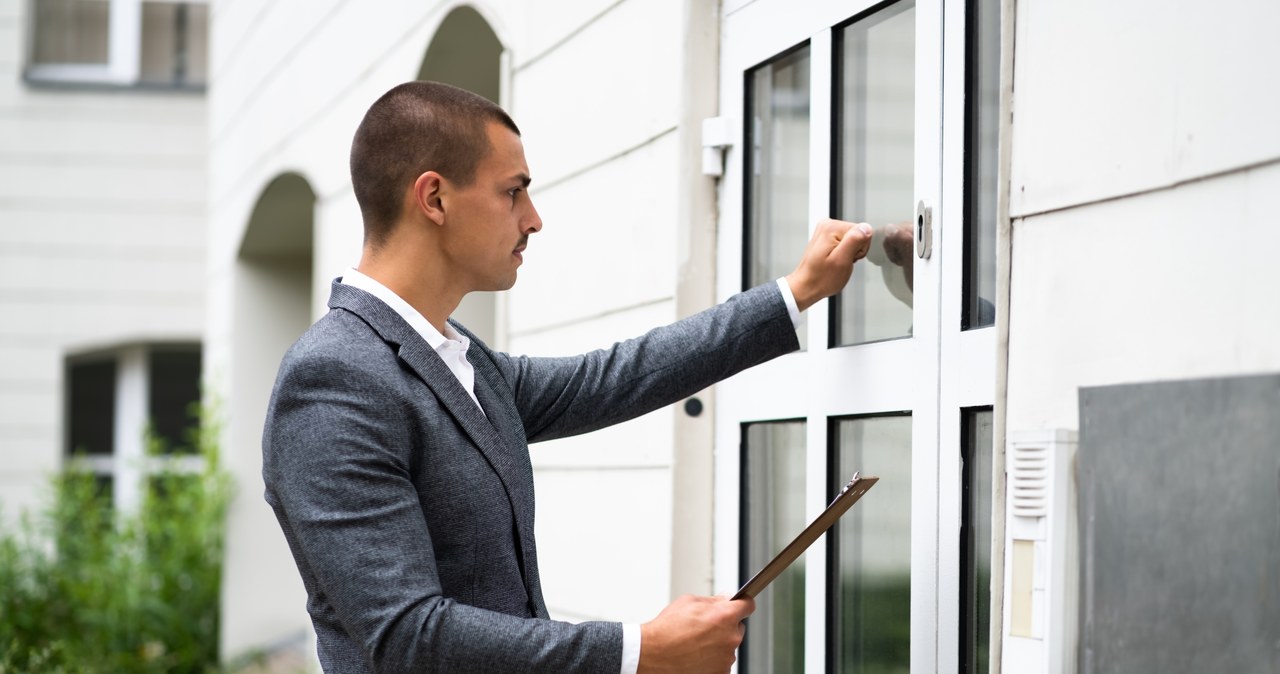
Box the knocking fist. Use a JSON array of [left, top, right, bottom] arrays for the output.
[[785, 218, 875, 312]]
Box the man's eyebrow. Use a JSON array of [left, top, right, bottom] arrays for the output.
[[510, 173, 532, 187]]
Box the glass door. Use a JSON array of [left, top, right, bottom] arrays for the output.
[[713, 0, 998, 672]]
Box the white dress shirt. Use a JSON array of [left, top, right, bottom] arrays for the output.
[[339, 268, 803, 674]]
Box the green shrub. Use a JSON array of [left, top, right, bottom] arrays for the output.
[[0, 410, 232, 674]]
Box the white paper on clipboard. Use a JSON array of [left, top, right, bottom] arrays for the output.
[[733, 472, 879, 600]]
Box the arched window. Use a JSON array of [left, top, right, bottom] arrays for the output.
[[417, 6, 502, 103]]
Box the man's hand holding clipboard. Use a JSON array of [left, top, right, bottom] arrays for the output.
[[733, 472, 878, 600]]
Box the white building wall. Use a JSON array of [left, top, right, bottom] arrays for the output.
[[0, 0, 206, 523], [1005, 0, 1280, 433], [511, 0, 685, 617], [208, 0, 691, 659]]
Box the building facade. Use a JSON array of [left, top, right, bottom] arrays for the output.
[[208, 0, 1280, 671], [0, 0, 1261, 671]]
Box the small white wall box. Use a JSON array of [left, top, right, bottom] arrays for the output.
[[1002, 429, 1079, 674]]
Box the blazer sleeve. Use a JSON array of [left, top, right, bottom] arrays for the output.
[[263, 348, 623, 673], [491, 282, 800, 443]]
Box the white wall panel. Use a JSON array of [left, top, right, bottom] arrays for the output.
[[513, 0, 682, 187], [0, 389, 58, 428], [0, 480, 44, 529], [0, 252, 203, 295], [533, 467, 672, 624], [516, 0, 623, 66], [0, 162, 203, 204], [0, 298, 203, 342], [0, 211, 203, 249], [207, 0, 347, 141], [0, 345, 59, 383], [1006, 163, 1280, 434], [1010, 0, 1280, 217], [0, 116, 204, 159], [0, 436, 60, 476], [0, 19, 19, 69], [508, 131, 679, 333], [510, 299, 679, 469]]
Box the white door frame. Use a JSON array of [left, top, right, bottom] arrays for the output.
[[711, 0, 988, 671]]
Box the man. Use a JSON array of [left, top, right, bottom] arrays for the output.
[[263, 81, 873, 673]]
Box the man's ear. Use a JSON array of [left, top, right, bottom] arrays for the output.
[[411, 171, 446, 226]]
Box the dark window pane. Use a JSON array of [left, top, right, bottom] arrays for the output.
[[140, 2, 209, 86], [148, 348, 201, 453], [963, 0, 999, 329], [741, 420, 807, 673], [32, 0, 110, 65], [961, 409, 994, 674], [830, 414, 911, 674], [833, 1, 916, 346], [68, 358, 116, 456]]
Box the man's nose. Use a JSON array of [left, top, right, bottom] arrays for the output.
[[524, 200, 543, 233]]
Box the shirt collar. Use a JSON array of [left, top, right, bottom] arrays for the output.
[[339, 267, 470, 352]]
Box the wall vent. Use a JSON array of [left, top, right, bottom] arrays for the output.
[[1010, 443, 1049, 517]]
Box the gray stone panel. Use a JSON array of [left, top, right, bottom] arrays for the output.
[[1078, 374, 1280, 674]]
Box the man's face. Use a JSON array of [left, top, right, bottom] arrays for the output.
[[439, 121, 542, 293]]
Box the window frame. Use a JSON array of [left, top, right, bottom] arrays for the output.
[[63, 342, 204, 515], [25, 0, 208, 89]]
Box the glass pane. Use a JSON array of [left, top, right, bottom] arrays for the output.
[[833, 1, 916, 346], [741, 420, 807, 674], [33, 0, 110, 65], [746, 46, 811, 347], [68, 358, 117, 456], [141, 2, 209, 86], [830, 414, 911, 674], [148, 348, 202, 453], [964, 0, 999, 329], [961, 409, 994, 673]]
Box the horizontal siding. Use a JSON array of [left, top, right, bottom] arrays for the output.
[[508, 131, 680, 333], [517, 0, 624, 68], [533, 467, 673, 624], [513, 0, 682, 187], [1007, 162, 1280, 432], [1010, 0, 1280, 216]]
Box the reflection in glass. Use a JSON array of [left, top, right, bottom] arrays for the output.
[[833, 1, 916, 346], [741, 420, 807, 674], [964, 0, 999, 329], [746, 47, 811, 347], [961, 409, 994, 673], [830, 414, 911, 674]]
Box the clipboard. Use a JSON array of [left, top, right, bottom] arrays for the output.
[[733, 472, 878, 600]]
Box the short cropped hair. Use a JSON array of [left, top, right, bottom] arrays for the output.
[[349, 81, 520, 247]]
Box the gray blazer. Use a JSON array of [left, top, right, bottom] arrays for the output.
[[262, 279, 798, 673]]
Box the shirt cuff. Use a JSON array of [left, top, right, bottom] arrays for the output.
[[620, 623, 641, 674], [776, 277, 803, 331]]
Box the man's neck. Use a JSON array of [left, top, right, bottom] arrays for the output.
[[355, 252, 461, 334]]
